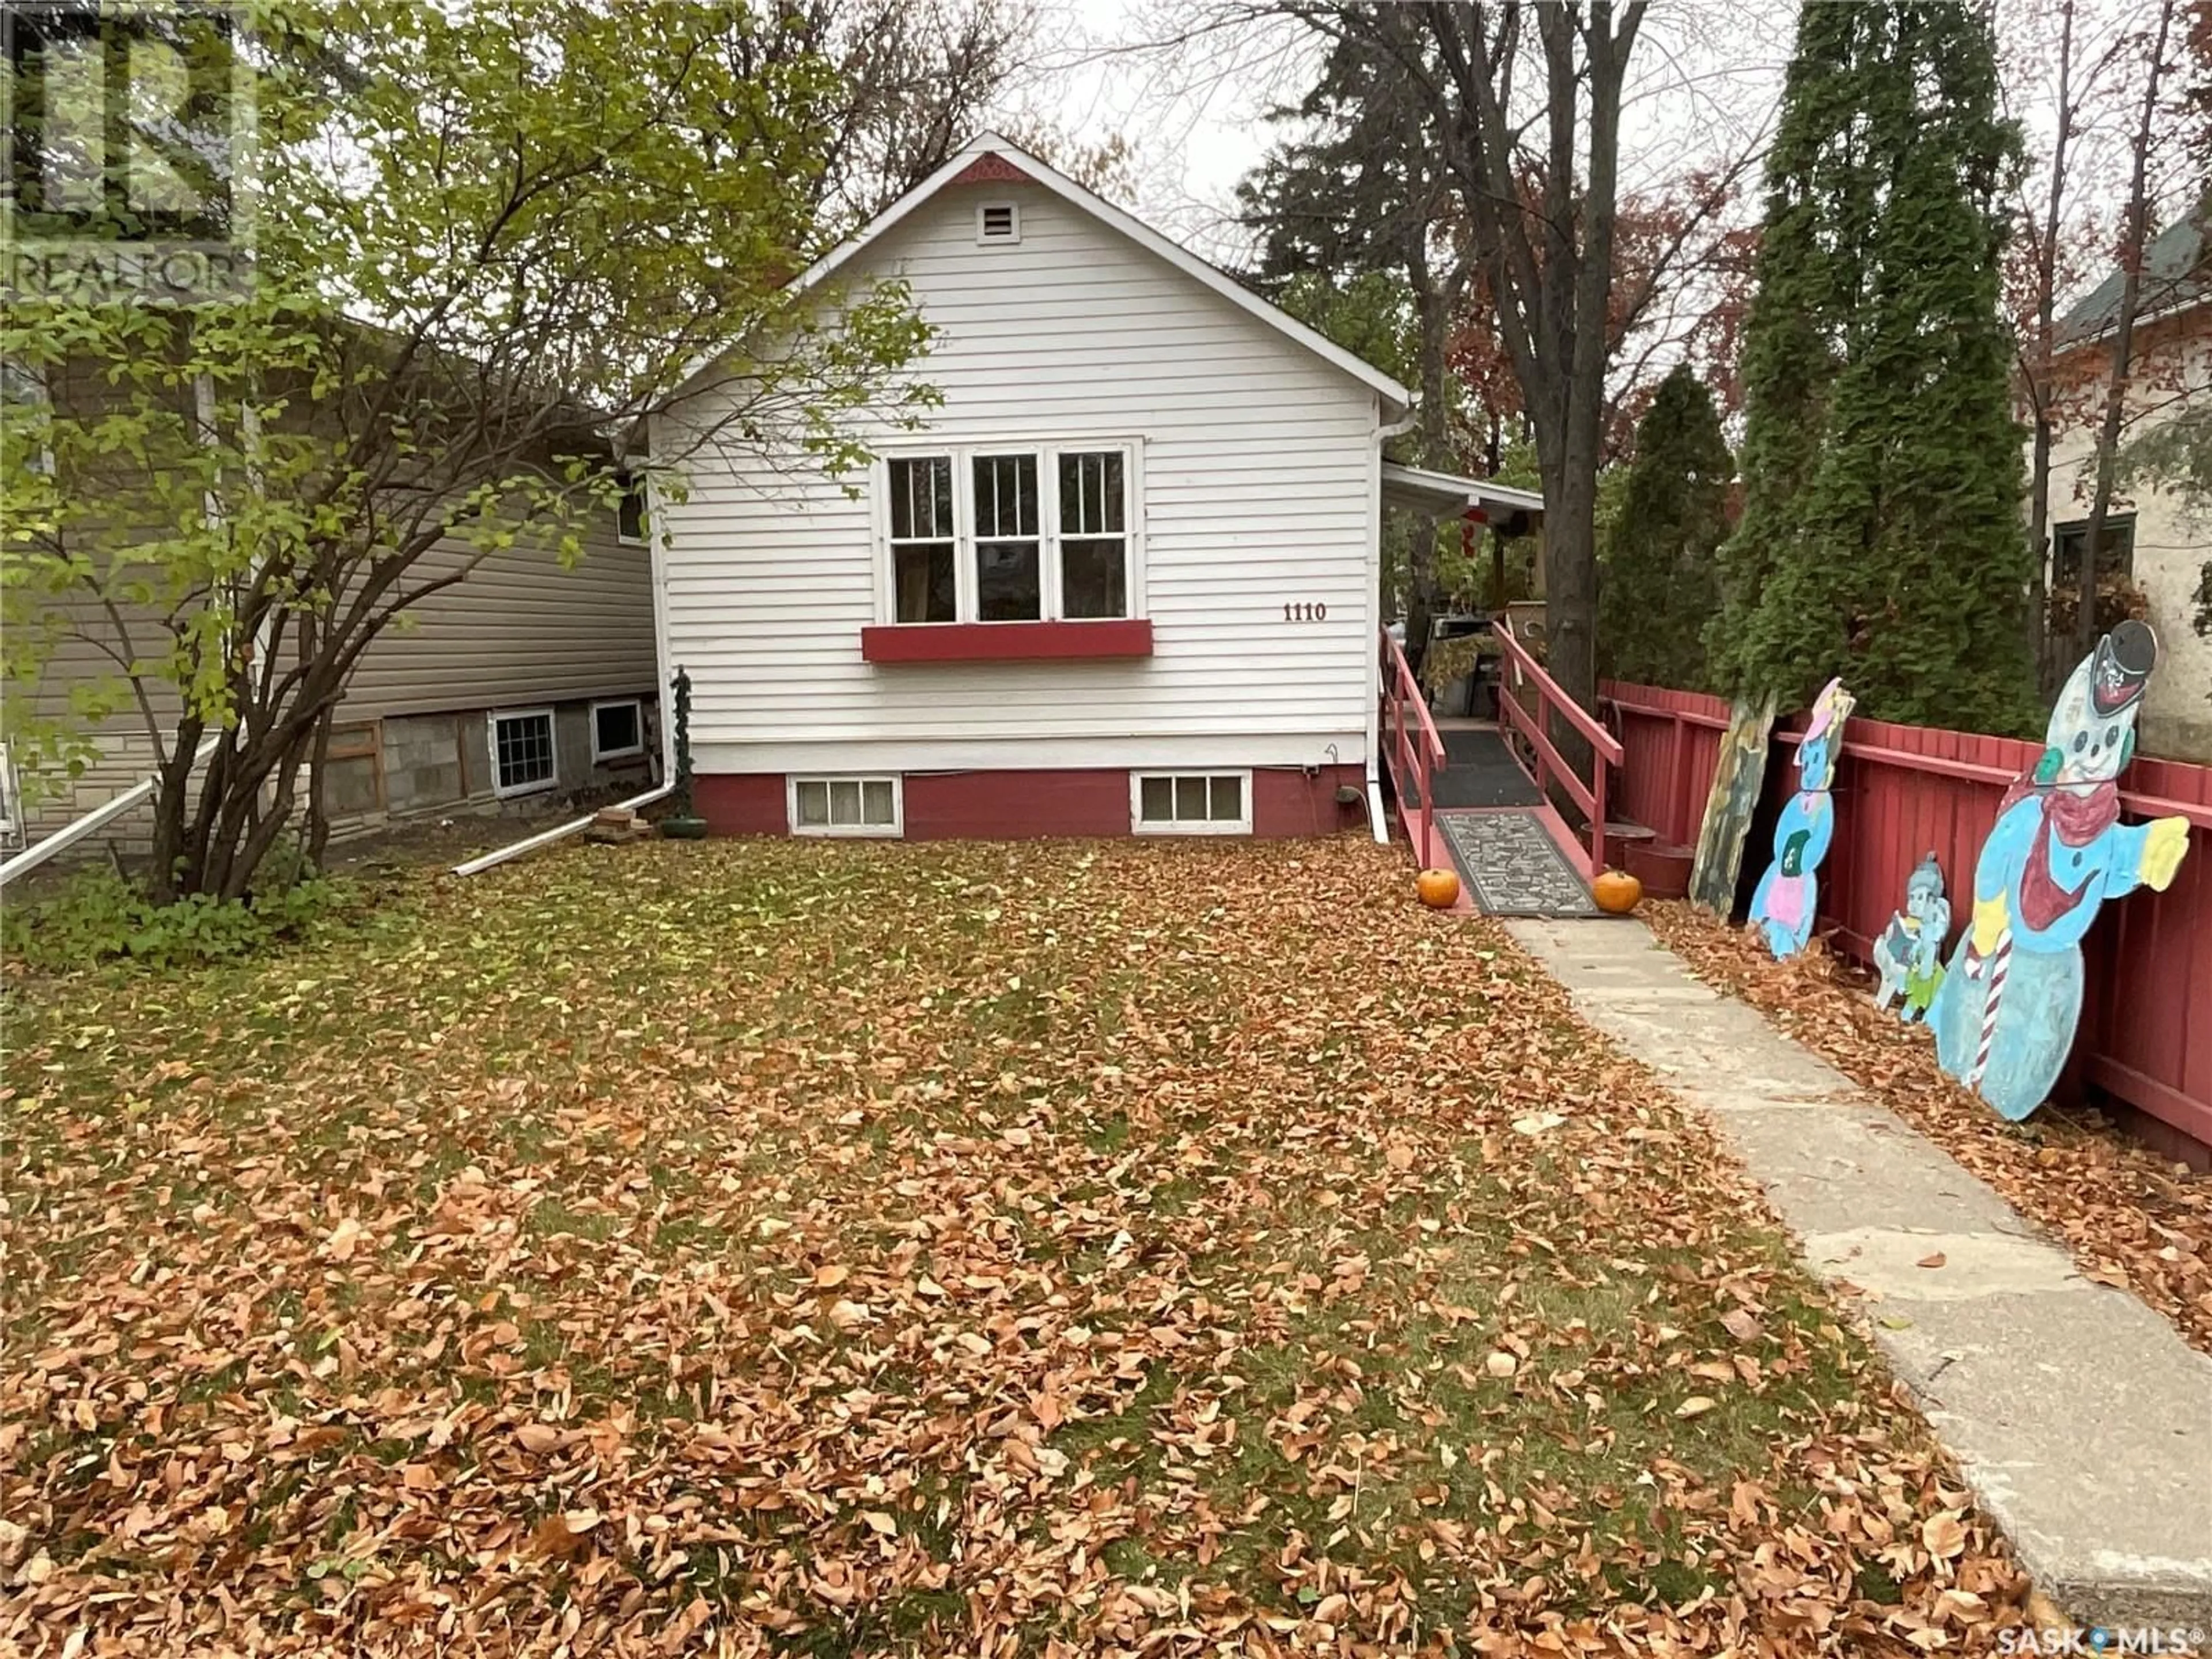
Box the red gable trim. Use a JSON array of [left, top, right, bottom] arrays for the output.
[[949, 153, 1032, 187]]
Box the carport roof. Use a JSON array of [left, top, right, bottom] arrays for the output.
[[1381, 462, 1544, 527]]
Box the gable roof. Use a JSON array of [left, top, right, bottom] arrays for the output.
[[2061, 210, 2210, 345], [728, 132, 1412, 417]]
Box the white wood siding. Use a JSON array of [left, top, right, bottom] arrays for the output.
[[657, 181, 1382, 773]]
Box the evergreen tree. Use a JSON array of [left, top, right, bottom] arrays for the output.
[[1711, 3, 2037, 734], [1600, 365, 1732, 691]]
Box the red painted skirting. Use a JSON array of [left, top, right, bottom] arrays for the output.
[[861, 620, 1154, 664], [905, 770, 1129, 839], [691, 765, 1365, 840], [693, 774, 787, 835]]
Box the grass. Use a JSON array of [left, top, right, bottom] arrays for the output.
[[0, 836, 2021, 1655]]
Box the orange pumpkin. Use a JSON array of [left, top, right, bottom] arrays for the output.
[[1416, 868, 1461, 909], [1592, 869, 1642, 914]]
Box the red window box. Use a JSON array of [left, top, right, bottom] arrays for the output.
[[861, 619, 1154, 664]]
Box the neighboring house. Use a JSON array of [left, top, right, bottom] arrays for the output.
[[7, 483, 661, 857], [2040, 211, 2212, 762], [652, 132, 1529, 840]]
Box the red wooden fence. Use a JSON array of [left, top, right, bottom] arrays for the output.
[[1600, 678, 2212, 1153]]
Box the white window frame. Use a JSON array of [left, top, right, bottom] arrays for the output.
[[870, 439, 1145, 627], [1130, 770, 1253, 836], [487, 707, 559, 799], [969, 449, 1045, 622], [788, 774, 904, 838], [615, 469, 648, 547], [589, 698, 645, 763], [975, 201, 1021, 245]]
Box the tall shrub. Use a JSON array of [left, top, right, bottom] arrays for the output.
[[1600, 365, 1731, 691], [1711, 3, 2037, 734]]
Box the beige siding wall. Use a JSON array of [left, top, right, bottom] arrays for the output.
[[7, 506, 658, 859], [2043, 310, 2212, 763], [340, 516, 657, 720]]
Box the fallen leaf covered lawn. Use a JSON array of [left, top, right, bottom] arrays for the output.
[[1645, 901, 2212, 1358], [3, 839, 2030, 1655]]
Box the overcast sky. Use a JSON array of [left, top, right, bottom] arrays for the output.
[[1004, 0, 2180, 292]]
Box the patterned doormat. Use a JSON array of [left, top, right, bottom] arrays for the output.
[[1438, 810, 1599, 918]]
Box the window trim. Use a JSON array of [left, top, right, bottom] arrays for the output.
[[590, 698, 646, 763], [887, 452, 959, 624], [2050, 512, 2137, 590], [870, 438, 1144, 629], [488, 707, 559, 799], [1130, 770, 1253, 836], [788, 774, 904, 838], [969, 449, 1045, 621], [615, 469, 649, 547], [975, 201, 1021, 245]]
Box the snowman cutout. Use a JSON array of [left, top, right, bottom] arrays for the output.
[[1748, 677, 1854, 959], [1929, 620, 2191, 1119]]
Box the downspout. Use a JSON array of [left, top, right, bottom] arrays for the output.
[[642, 432, 677, 788], [1368, 400, 1420, 843]]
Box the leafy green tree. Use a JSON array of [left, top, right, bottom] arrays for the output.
[[1600, 365, 1730, 691], [1711, 2, 2037, 734], [1240, 31, 1474, 669], [2, 1, 940, 902]]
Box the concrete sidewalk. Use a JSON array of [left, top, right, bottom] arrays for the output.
[[1508, 916, 2212, 1631]]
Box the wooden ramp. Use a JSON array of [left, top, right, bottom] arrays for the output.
[[1379, 625, 1623, 918], [1435, 808, 1599, 918]]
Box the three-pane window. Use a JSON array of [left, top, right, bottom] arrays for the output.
[[881, 444, 1135, 624], [790, 775, 900, 836], [1132, 771, 1249, 834]]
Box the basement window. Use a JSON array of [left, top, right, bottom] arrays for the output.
[[490, 709, 557, 797], [790, 774, 902, 837], [976, 202, 1020, 245], [591, 699, 644, 762], [1131, 771, 1250, 835]]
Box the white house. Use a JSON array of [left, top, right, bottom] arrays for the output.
[[650, 133, 1531, 840]]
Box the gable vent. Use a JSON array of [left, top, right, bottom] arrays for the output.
[[976, 202, 1020, 245]]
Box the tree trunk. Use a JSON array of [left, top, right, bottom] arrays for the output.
[[2024, 0, 2075, 695], [2075, 0, 2174, 662], [304, 703, 336, 870], [1403, 278, 1457, 677], [1539, 449, 1600, 762], [144, 714, 205, 904]]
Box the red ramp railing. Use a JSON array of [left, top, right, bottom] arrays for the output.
[[1380, 627, 1446, 866], [1494, 622, 1624, 878]]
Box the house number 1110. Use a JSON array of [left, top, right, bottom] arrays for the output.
[[1282, 601, 1328, 622]]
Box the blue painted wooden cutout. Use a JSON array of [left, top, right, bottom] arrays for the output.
[[1930, 620, 2193, 1120], [1748, 677, 1854, 958], [1873, 853, 1949, 1022]]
